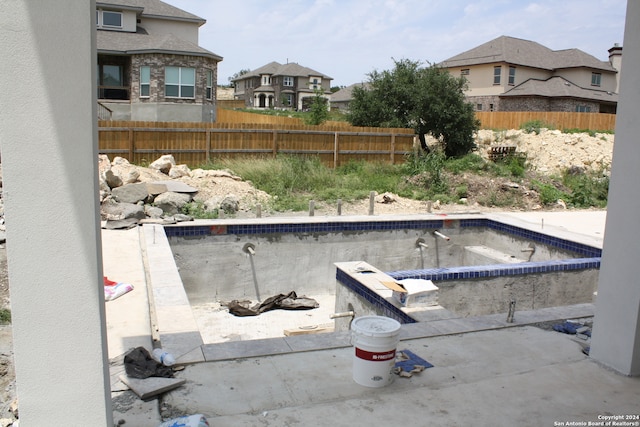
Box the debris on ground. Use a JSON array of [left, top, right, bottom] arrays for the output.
[[226, 291, 319, 317], [393, 349, 433, 378]]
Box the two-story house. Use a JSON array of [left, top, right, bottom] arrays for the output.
[[438, 36, 619, 113], [232, 62, 332, 110], [96, 0, 223, 122]]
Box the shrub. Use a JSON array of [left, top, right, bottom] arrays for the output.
[[0, 308, 11, 324], [520, 119, 551, 135]]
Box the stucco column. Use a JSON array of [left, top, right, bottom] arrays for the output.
[[0, 1, 113, 424], [590, 0, 640, 376]]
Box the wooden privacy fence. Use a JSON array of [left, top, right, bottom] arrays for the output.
[[98, 120, 416, 168], [476, 111, 616, 131]]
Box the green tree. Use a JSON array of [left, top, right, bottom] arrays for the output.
[[304, 90, 330, 125], [227, 68, 250, 87], [347, 59, 479, 157]]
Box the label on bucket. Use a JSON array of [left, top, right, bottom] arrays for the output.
[[355, 348, 396, 362]]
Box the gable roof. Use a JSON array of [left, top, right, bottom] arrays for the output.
[[234, 61, 332, 81], [330, 83, 370, 103], [439, 36, 615, 72], [97, 27, 223, 60], [97, 0, 206, 25], [501, 76, 618, 103]]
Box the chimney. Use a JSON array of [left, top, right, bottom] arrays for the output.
[[609, 43, 623, 93]]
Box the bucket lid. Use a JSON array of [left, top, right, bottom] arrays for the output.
[[351, 316, 401, 337]]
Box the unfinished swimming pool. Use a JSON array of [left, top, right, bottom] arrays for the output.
[[154, 214, 601, 346]]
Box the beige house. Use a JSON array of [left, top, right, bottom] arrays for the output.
[[232, 62, 332, 110], [439, 36, 620, 113], [96, 0, 223, 122]]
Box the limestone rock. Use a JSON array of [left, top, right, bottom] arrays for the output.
[[111, 182, 149, 204], [154, 191, 192, 215], [149, 154, 176, 174], [168, 164, 191, 179], [101, 201, 146, 221], [104, 169, 123, 189], [144, 205, 164, 219]]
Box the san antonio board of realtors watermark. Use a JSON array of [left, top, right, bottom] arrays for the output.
[[554, 414, 640, 426]]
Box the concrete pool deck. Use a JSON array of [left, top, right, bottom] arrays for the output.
[[104, 210, 640, 426]]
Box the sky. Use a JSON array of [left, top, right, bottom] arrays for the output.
[[167, 0, 627, 86]]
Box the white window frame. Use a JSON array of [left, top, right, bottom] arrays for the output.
[[508, 66, 516, 85], [591, 72, 602, 87], [461, 69, 470, 76], [493, 66, 501, 85], [97, 10, 123, 29], [206, 70, 213, 100], [140, 66, 150, 98], [165, 66, 196, 99], [283, 76, 294, 86]]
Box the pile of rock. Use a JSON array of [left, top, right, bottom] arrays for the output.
[[98, 154, 258, 229]]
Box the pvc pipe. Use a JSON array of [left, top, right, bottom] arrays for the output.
[[330, 311, 355, 319], [433, 230, 450, 241]]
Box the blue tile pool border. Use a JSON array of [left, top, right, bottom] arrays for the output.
[[459, 219, 602, 258], [335, 268, 416, 325], [163, 218, 601, 258], [387, 257, 601, 282], [163, 217, 602, 325]]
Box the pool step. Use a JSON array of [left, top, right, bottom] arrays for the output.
[[464, 245, 527, 265]]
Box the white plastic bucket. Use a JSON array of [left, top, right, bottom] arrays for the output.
[[351, 316, 401, 387]]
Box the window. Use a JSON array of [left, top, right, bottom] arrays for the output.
[[461, 69, 470, 76], [206, 70, 213, 100], [283, 76, 294, 86], [97, 10, 122, 28], [165, 66, 195, 98], [493, 66, 501, 85], [508, 66, 516, 85], [140, 66, 150, 97], [576, 105, 592, 112], [262, 75, 271, 85], [489, 103, 494, 112], [102, 65, 123, 86], [476, 104, 483, 111], [591, 72, 602, 87]]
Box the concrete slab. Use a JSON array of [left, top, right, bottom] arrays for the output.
[[102, 210, 630, 426], [163, 326, 640, 426], [119, 375, 186, 401], [103, 227, 153, 359]]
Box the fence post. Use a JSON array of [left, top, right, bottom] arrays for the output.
[[390, 133, 396, 164], [334, 132, 339, 169], [206, 128, 211, 164], [272, 130, 278, 158], [128, 127, 134, 162]]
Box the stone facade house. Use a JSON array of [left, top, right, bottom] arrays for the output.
[[232, 62, 332, 110], [96, 0, 223, 122], [438, 36, 620, 113]]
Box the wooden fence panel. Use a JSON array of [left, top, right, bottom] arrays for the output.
[[98, 120, 414, 168], [475, 112, 616, 131], [98, 110, 613, 168]]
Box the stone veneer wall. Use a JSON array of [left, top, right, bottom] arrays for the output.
[[500, 97, 601, 112], [130, 53, 218, 106], [468, 95, 501, 112]]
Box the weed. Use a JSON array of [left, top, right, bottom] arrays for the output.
[[181, 201, 219, 219], [0, 308, 11, 324], [520, 119, 553, 135], [532, 180, 568, 205]]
